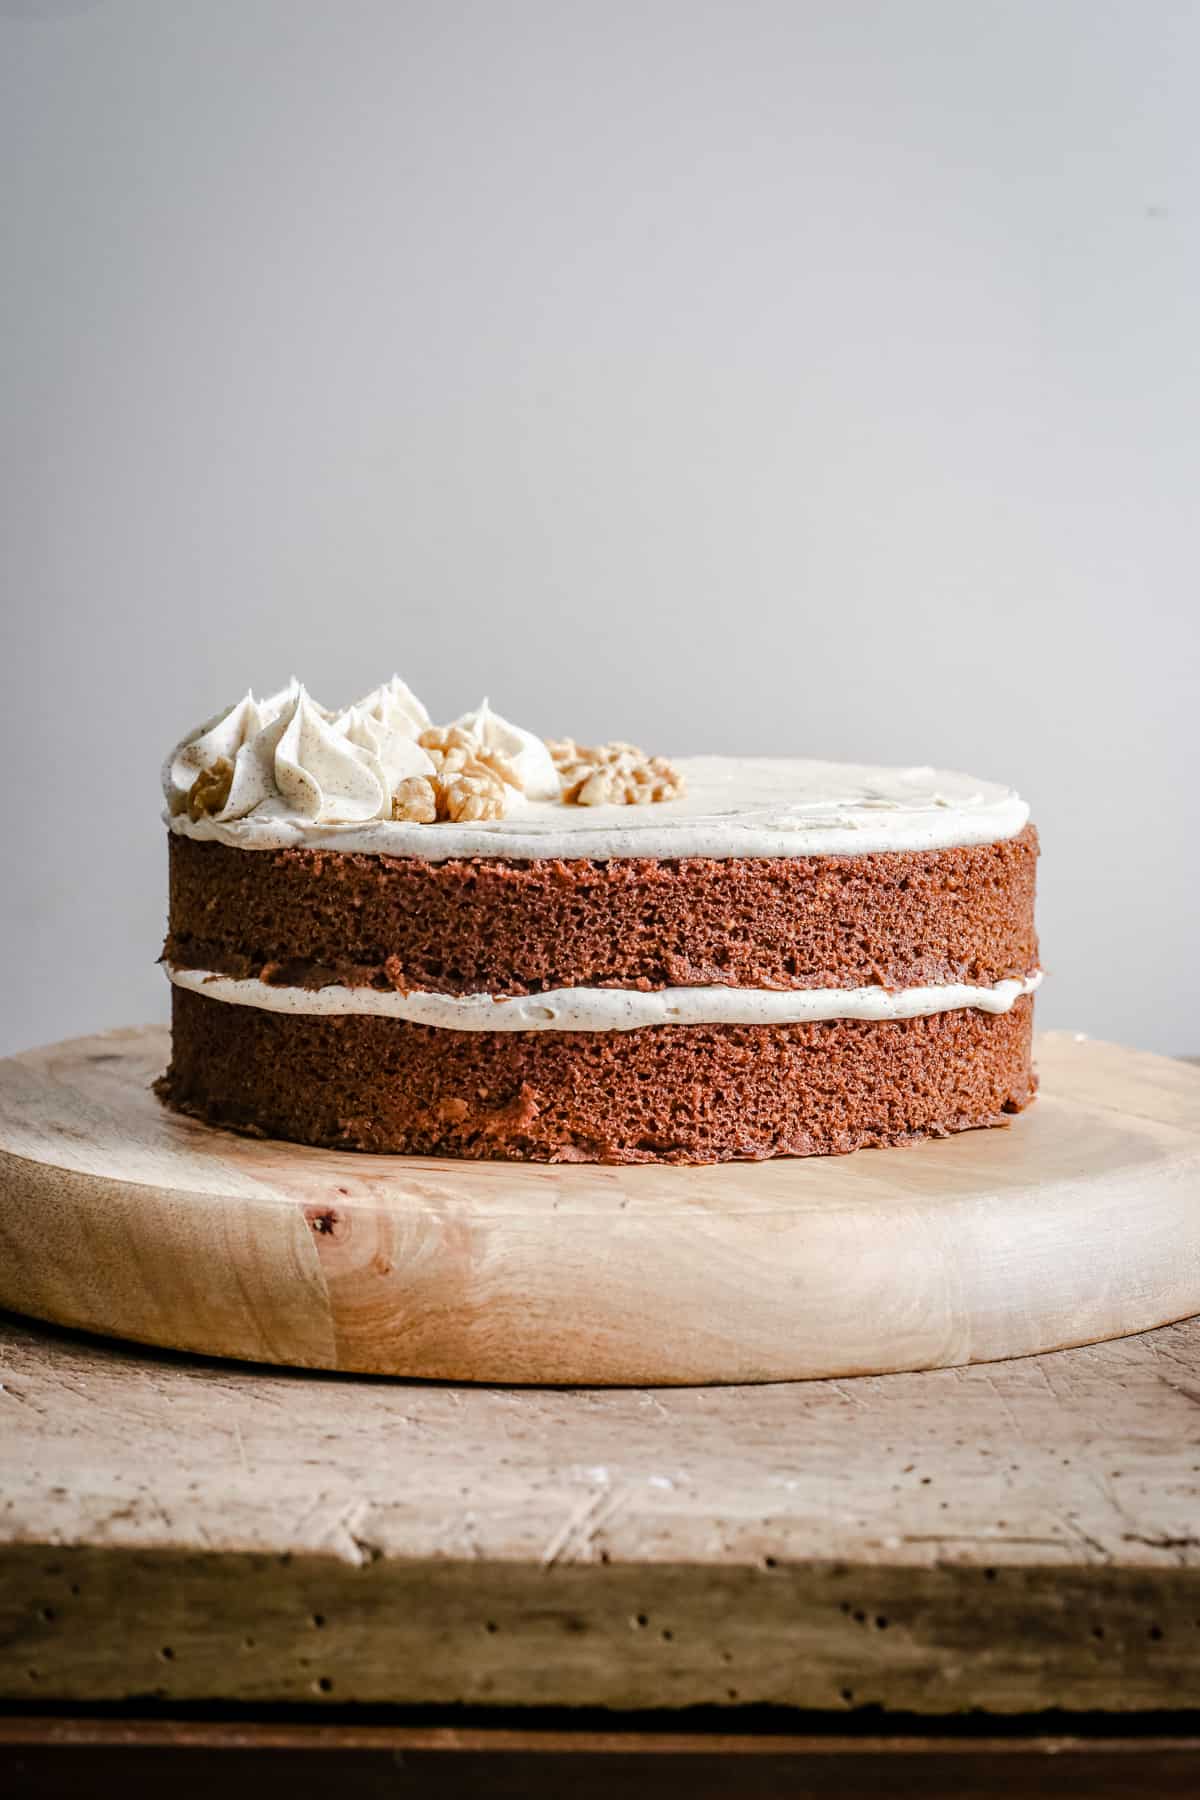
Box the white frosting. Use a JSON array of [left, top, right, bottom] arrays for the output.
[[163, 690, 273, 816], [170, 755, 1029, 860], [338, 707, 435, 793], [165, 674, 1028, 858], [164, 678, 438, 827], [164, 675, 576, 831], [450, 698, 561, 801], [269, 686, 387, 822], [353, 674, 431, 738], [247, 686, 435, 825], [166, 965, 1042, 1031]]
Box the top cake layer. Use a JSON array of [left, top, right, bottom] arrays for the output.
[[165, 679, 1028, 863], [171, 755, 1028, 860]]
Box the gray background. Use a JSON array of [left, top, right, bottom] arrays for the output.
[[2, 0, 1197, 1057]]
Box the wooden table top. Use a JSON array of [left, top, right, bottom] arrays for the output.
[[3, 1303, 1199, 1716]]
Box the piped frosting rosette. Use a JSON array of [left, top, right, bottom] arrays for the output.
[[163, 676, 561, 828]]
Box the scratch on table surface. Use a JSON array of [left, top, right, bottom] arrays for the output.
[[147, 1489, 174, 1534], [451, 1511, 485, 1559], [1086, 1467, 1147, 1547], [1145, 1332, 1200, 1382], [42, 1372, 115, 1434], [639, 1393, 674, 1422], [1156, 1376, 1200, 1410], [319, 1499, 385, 1566], [1030, 1360, 1062, 1402], [1060, 1515, 1111, 1564], [978, 1371, 1023, 1436], [541, 1484, 626, 1570]]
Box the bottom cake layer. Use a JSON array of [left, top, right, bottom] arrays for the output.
[[158, 987, 1036, 1164]]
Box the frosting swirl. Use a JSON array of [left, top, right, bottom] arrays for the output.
[[267, 686, 395, 823], [164, 674, 551, 828], [448, 698, 560, 801], [353, 674, 431, 739], [339, 707, 436, 793], [163, 690, 272, 816]]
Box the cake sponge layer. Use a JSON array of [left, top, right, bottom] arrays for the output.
[[164, 826, 1039, 998], [158, 986, 1036, 1165]]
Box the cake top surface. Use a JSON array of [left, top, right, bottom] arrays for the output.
[[163, 677, 1029, 861]]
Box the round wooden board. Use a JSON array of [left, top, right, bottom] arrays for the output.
[[1, 1026, 1198, 1385]]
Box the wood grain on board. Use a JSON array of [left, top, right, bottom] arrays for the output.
[[0, 1027, 1198, 1383]]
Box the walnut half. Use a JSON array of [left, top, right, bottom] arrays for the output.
[[546, 739, 686, 807], [186, 757, 234, 821], [440, 768, 506, 821], [391, 756, 507, 824], [391, 777, 438, 823]]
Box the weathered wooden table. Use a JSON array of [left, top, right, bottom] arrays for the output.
[[3, 1301, 1200, 1793]]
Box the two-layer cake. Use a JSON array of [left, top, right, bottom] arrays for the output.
[[157, 677, 1040, 1162]]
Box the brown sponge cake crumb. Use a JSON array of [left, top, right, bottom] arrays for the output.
[[165, 826, 1038, 998], [158, 986, 1036, 1165]]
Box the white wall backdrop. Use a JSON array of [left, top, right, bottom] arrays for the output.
[[2, 0, 1197, 1056]]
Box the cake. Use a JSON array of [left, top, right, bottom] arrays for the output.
[[157, 677, 1040, 1163]]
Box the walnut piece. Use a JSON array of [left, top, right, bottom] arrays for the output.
[[440, 767, 506, 821], [418, 725, 520, 790], [391, 776, 438, 823], [546, 739, 686, 807], [390, 737, 508, 823], [186, 757, 234, 821], [410, 725, 515, 820]]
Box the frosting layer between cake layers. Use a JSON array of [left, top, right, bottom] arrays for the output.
[[166, 964, 1042, 1029]]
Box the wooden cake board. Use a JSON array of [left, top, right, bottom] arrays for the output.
[[0, 1026, 1198, 1386]]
